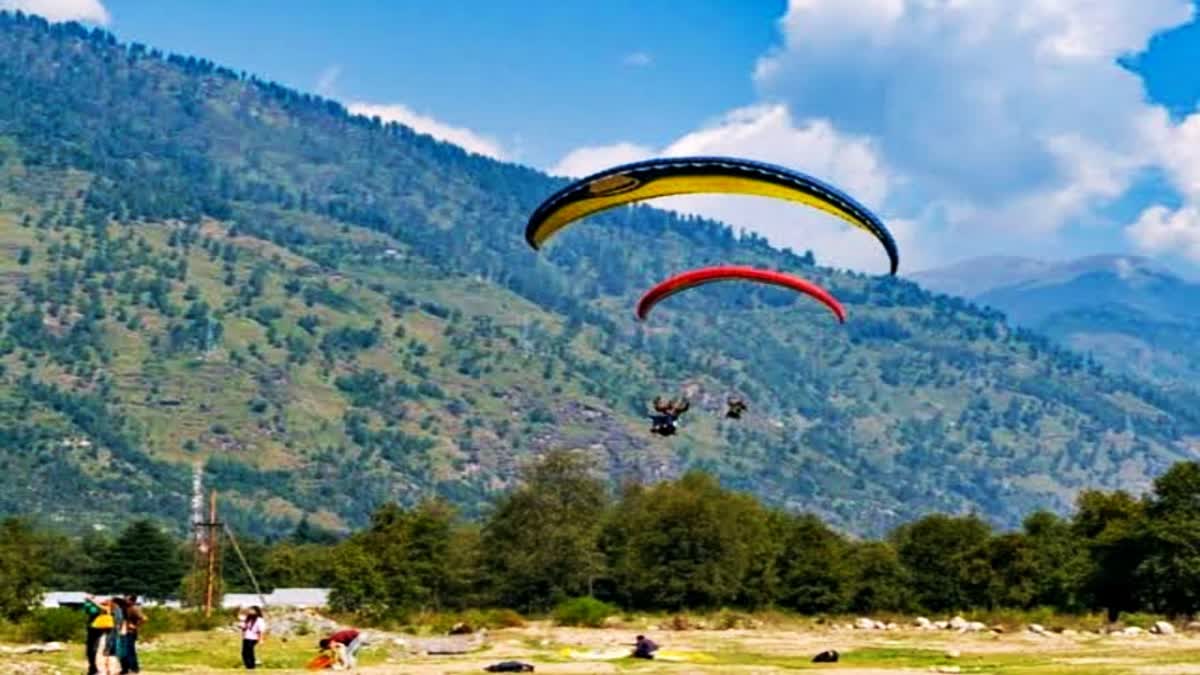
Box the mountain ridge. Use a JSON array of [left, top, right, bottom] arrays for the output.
[[913, 254, 1200, 384]]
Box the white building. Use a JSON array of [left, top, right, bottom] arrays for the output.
[[40, 591, 88, 609], [42, 587, 330, 611], [222, 588, 330, 610], [221, 593, 264, 609], [266, 588, 330, 608]]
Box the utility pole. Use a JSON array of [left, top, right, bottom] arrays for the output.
[[203, 490, 221, 617], [191, 489, 222, 617], [188, 464, 208, 610]]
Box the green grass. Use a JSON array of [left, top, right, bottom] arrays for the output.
[[9, 620, 1200, 674]]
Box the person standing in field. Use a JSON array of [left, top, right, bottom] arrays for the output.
[[104, 597, 127, 674], [120, 595, 146, 674], [82, 595, 114, 675], [240, 606, 266, 669]]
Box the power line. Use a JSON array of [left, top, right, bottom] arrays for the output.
[[224, 523, 269, 612]]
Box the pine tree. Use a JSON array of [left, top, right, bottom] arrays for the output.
[[100, 520, 185, 599], [0, 518, 50, 620], [481, 450, 609, 611], [290, 515, 339, 545]]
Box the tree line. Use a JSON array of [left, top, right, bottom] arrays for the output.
[[325, 451, 1200, 621], [4, 450, 1200, 623]]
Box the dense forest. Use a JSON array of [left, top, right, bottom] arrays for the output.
[[6, 453, 1200, 623], [1, 11, 1199, 538]]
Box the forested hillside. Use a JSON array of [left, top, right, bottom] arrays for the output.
[[1, 11, 1198, 538]]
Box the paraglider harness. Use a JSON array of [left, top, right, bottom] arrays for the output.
[[650, 397, 689, 436]]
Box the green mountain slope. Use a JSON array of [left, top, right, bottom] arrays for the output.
[[2, 12, 1199, 537]]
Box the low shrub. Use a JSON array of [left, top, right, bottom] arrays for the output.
[[397, 608, 526, 634], [1118, 612, 1165, 630], [138, 607, 235, 639], [712, 609, 758, 630], [19, 608, 83, 643], [470, 608, 526, 629], [552, 597, 616, 628]]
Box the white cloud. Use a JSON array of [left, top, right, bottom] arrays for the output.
[[1140, 108, 1200, 201], [1, 0, 109, 24], [315, 65, 341, 98], [552, 1, 1200, 270], [754, 0, 1191, 216], [663, 105, 889, 208], [550, 142, 653, 178], [1126, 205, 1200, 261], [348, 102, 506, 160], [964, 129, 1154, 237], [1124, 108, 1200, 261], [1025, 0, 1193, 60], [549, 104, 922, 274], [623, 52, 653, 67]]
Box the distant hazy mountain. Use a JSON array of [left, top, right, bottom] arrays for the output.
[[912, 255, 1200, 384], [908, 256, 1059, 300]]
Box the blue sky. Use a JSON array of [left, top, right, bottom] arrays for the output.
[[8, 0, 1200, 276], [99, 0, 785, 168]]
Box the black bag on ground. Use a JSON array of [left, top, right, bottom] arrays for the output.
[[812, 649, 839, 663], [484, 661, 534, 672]]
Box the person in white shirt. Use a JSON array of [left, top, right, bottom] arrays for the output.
[[240, 606, 266, 670]]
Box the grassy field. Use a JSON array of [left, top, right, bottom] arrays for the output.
[[12, 622, 1200, 673]]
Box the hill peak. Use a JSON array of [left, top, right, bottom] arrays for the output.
[[912, 254, 1181, 299]]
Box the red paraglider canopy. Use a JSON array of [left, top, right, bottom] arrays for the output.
[[635, 265, 847, 323]]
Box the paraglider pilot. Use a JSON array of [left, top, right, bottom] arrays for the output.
[[650, 397, 689, 436], [725, 397, 747, 419]]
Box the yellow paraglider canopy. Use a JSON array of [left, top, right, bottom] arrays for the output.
[[526, 156, 898, 274]]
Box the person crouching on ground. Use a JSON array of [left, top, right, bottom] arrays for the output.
[[632, 635, 659, 659], [319, 628, 364, 670]]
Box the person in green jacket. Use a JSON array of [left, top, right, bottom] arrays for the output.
[[82, 596, 114, 675]]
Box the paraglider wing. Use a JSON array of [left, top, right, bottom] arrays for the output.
[[307, 654, 335, 670], [526, 156, 898, 274], [635, 266, 847, 323]]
